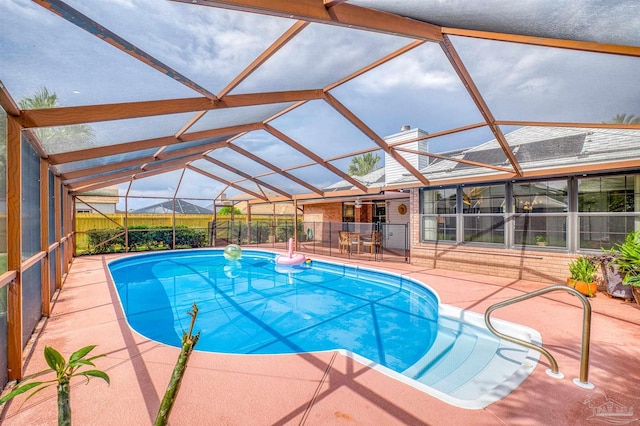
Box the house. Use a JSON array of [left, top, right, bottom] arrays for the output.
[[302, 126, 425, 226], [299, 125, 640, 282], [390, 126, 640, 185], [132, 199, 213, 214], [75, 186, 119, 214]]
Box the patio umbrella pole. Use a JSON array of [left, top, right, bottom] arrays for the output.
[[154, 303, 200, 426]]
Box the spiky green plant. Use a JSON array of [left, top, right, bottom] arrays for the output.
[[0, 345, 109, 426], [612, 231, 640, 287], [568, 257, 598, 283]]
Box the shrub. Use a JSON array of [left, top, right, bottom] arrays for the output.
[[175, 227, 206, 248], [275, 222, 295, 242], [86, 229, 124, 254], [83, 225, 206, 254]]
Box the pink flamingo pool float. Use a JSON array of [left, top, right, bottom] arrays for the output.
[[275, 238, 306, 266]]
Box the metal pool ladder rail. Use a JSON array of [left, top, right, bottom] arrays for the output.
[[484, 285, 595, 390]]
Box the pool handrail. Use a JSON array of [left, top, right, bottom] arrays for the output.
[[484, 285, 594, 390]]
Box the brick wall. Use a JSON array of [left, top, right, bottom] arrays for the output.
[[410, 245, 575, 284], [303, 202, 343, 223], [407, 189, 575, 284]]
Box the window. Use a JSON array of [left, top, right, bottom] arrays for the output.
[[420, 188, 456, 241], [513, 180, 568, 248], [373, 202, 386, 223], [419, 173, 640, 252], [462, 185, 505, 244], [342, 203, 355, 223], [578, 175, 640, 249]]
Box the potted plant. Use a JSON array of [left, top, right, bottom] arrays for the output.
[[591, 248, 633, 300], [611, 231, 640, 306], [536, 235, 547, 246], [567, 256, 598, 297]]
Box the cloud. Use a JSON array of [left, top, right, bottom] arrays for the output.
[[0, 0, 55, 23], [351, 48, 460, 94], [451, 36, 640, 122], [231, 24, 411, 94]]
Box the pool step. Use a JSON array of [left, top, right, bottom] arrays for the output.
[[402, 312, 538, 408]]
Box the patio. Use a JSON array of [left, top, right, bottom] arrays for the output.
[[2, 3, 640, 425], [1, 252, 638, 425]]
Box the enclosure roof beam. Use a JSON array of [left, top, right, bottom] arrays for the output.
[[172, 0, 443, 41], [440, 35, 521, 175], [34, 0, 219, 101], [264, 124, 369, 192], [187, 164, 267, 201], [227, 144, 324, 196], [20, 90, 323, 129], [70, 163, 189, 194], [67, 154, 203, 190], [59, 138, 232, 181], [59, 156, 155, 182], [0, 81, 20, 116], [48, 123, 261, 165], [393, 147, 514, 173], [386, 122, 488, 147], [323, 92, 430, 185], [495, 120, 640, 130], [175, 21, 310, 138], [443, 27, 640, 58], [324, 40, 425, 92], [202, 156, 292, 199]]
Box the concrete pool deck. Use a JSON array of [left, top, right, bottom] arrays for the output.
[[1, 252, 639, 425]]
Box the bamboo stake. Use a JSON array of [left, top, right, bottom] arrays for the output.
[[154, 303, 200, 426]]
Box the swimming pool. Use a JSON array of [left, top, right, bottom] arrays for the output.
[[108, 249, 541, 409]]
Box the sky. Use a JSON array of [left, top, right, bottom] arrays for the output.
[[1, 0, 639, 210]]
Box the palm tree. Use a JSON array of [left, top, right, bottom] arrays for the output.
[[0, 89, 95, 211], [348, 152, 380, 176], [19, 87, 59, 109], [18, 87, 95, 148], [606, 113, 640, 124]]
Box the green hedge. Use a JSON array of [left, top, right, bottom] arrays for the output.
[[85, 225, 206, 254]]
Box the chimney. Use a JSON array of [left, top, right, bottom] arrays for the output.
[[384, 127, 429, 185]]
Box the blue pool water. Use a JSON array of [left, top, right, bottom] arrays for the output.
[[108, 249, 541, 409]]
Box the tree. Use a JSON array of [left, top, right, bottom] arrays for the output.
[[348, 153, 381, 176], [217, 205, 242, 215], [0, 88, 95, 211], [18, 87, 95, 147], [606, 113, 640, 124]]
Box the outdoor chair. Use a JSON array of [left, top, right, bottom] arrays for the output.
[[338, 231, 351, 253], [361, 230, 382, 254]]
